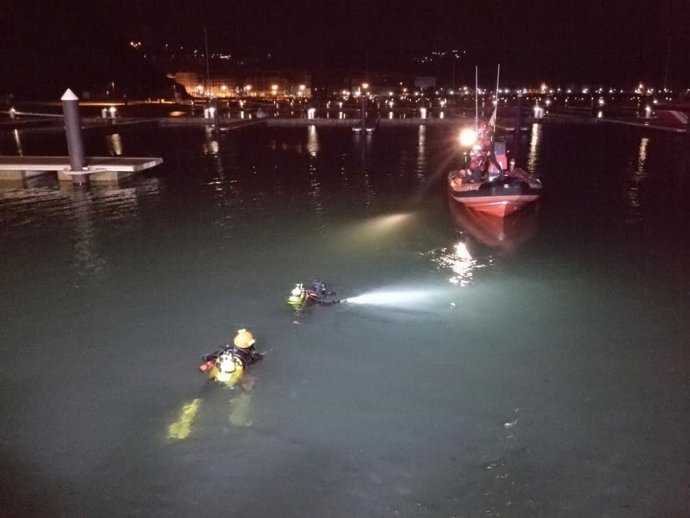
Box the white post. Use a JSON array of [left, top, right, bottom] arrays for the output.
[[61, 88, 88, 186]]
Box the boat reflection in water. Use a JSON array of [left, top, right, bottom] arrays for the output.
[[430, 198, 538, 287], [447, 194, 539, 259]]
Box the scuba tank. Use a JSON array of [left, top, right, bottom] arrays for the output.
[[208, 350, 244, 385], [287, 283, 307, 308]]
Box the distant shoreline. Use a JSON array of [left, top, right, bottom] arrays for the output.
[[0, 113, 686, 135]]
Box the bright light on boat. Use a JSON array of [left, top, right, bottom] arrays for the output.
[[459, 127, 478, 147]]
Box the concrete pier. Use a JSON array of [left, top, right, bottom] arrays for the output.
[[0, 156, 163, 183]]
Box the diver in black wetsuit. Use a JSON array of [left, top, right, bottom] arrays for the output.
[[287, 279, 340, 308], [306, 278, 339, 304]]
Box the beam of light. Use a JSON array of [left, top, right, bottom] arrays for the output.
[[344, 290, 432, 306], [341, 212, 416, 246], [167, 398, 203, 440]]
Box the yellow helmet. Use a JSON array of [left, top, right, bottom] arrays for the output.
[[233, 328, 255, 349]]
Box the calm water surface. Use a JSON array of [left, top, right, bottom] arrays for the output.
[[1, 122, 688, 517]]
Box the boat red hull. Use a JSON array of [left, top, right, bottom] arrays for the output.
[[450, 193, 540, 217], [448, 168, 542, 218]]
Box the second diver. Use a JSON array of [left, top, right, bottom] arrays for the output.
[[287, 278, 341, 310]]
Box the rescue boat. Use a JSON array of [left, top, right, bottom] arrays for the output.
[[448, 142, 542, 218], [450, 64, 542, 217]]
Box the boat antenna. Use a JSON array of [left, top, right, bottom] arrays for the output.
[[492, 63, 500, 131], [474, 65, 479, 131]]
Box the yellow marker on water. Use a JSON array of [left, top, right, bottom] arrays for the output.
[[168, 398, 203, 440], [228, 392, 253, 428]]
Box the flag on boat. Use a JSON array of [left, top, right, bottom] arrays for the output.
[[488, 105, 497, 129]]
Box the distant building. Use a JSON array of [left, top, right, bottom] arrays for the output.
[[414, 76, 437, 90], [171, 70, 311, 98]]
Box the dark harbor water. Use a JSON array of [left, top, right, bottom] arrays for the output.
[[1, 122, 688, 517]]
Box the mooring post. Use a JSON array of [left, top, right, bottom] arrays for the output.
[[360, 95, 367, 132], [61, 88, 88, 186]]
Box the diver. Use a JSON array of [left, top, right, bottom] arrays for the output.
[[287, 278, 340, 309], [171, 331, 261, 440], [199, 328, 263, 384]]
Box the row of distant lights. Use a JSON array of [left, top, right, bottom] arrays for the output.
[[334, 83, 677, 99], [415, 49, 466, 63], [195, 84, 307, 94]]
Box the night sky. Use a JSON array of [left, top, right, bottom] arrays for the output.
[[2, 0, 689, 95]]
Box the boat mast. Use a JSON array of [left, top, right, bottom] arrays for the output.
[[474, 66, 479, 131]]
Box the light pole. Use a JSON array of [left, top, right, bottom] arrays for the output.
[[451, 54, 461, 91]]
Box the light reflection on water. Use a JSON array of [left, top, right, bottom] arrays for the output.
[[70, 189, 106, 279], [526, 122, 541, 174], [106, 132, 124, 156], [627, 136, 648, 214], [416, 124, 426, 180], [428, 240, 492, 287], [13, 128, 24, 156], [0, 178, 161, 280], [306, 124, 319, 157]]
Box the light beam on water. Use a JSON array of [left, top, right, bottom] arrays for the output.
[[344, 290, 435, 307]]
